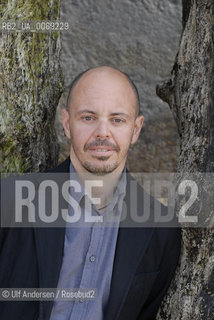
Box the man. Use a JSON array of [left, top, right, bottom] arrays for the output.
[[0, 66, 181, 320]]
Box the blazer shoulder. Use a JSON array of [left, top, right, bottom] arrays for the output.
[[47, 156, 70, 173]]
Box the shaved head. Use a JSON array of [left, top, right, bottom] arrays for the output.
[[66, 66, 140, 117]]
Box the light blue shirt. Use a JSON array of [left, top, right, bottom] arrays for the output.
[[50, 162, 126, 320]]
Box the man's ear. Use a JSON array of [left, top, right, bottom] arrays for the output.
[[62, 108, 71, 139], [131, 115, 144, 144]]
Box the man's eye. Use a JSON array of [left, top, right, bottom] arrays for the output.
[[82, 116, 93, 121], [112, 118, 124, 123]]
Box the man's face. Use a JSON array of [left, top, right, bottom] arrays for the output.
[[62, 68, 144, 175]]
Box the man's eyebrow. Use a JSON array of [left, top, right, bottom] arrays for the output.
[[76, 110, 130, 118], [76, 110, 97, 115], [110, 112, 130, 118]]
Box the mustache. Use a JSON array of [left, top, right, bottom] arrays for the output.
[[84, 139, 120, 151]]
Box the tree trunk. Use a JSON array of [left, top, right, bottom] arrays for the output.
[[0, 0, 63, 173], [156, 0, 214, 319]]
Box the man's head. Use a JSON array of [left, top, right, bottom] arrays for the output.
[[62, 66, 144, 175], [66, 67, 140, 118]]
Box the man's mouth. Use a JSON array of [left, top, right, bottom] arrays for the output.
[[88, 147, 114, 155], [89, 147, 113, 152], [92, 149, 110, 152], [84, 139, 120, 155], [87, 145, 117, 159]]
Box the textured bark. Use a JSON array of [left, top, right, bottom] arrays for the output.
[[0, 0, 63, 172], [156, 0, 214, 319]]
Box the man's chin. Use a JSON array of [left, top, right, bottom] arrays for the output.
[[92, 155, 110, 161], [82, 160, 118, 175]]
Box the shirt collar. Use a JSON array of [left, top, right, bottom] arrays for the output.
[[69, 161, 85, 204]]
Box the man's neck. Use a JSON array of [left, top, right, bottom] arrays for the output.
[[70, 159, 125, 211]]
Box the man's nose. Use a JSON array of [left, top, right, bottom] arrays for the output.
[[94, 120, 110, 139]]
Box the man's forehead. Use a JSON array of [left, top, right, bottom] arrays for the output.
[[70, 92, 136, 117]]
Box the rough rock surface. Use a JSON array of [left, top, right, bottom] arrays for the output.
[[55, 0, 182, 172]]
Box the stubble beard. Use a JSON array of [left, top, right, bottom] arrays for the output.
[[71, 142, 120, 175], [82, 157, 119, 176], [72, 145, 120, 175]]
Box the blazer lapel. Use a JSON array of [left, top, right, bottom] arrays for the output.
[[34, 227, 65, 319], [34, 157, 71, 319], [104, 227, 154, 320], [104, 173, 154, 320]]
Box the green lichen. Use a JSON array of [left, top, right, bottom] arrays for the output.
[[0, 0, 63, 173], [1, 0, 59, 21]]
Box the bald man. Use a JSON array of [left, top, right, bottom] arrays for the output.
[[0, 67, 181, 320]]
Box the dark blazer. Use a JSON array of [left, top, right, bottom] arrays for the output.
[[0, 157, 181, 320]]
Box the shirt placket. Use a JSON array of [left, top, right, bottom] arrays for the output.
[[69, 213, 105, 320]]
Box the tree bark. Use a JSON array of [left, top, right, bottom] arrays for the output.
[[0, 0, 63, 173], [156, 0, 214, 319]]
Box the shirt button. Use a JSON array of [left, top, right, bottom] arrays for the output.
[[79, 298, 84, 303], [89, 255, 96, 262]]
